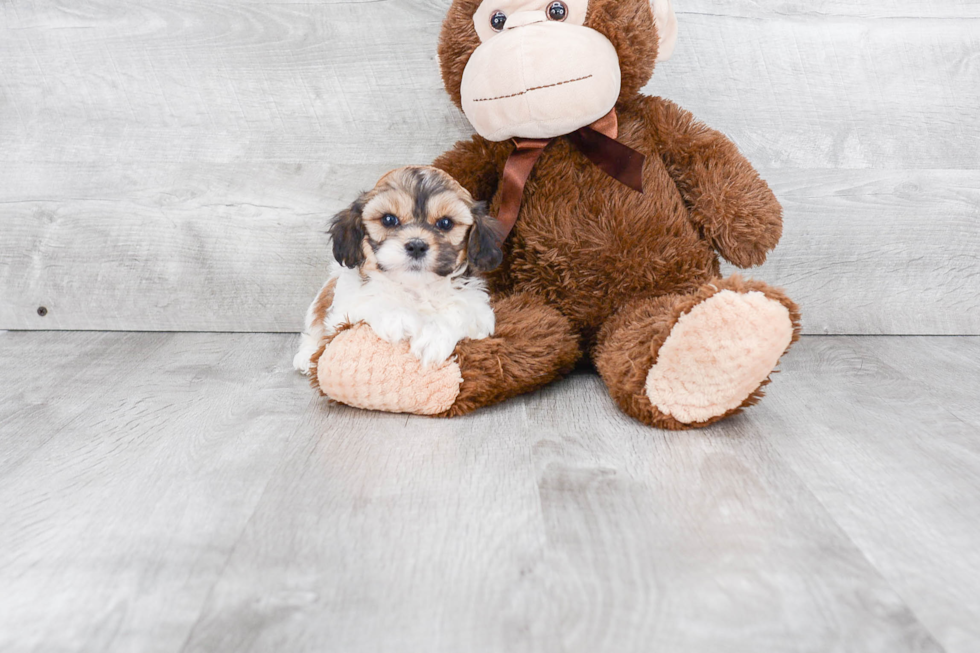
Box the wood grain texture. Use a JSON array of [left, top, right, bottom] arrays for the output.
[[2, 0, 976, 167], [1, 1, 978, 333], [736, 169, 980, 335], [0, 332, 316, 653], [657, 10, 980, 170], [759, 337, 980, 653], [2, 332, 979, 652], [3, 166, 976, 333], [678, 0, 980, 19]]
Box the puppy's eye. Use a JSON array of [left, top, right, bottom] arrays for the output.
[[381, 213, 400, 228], [547, 1, 568, 21], [490, 11, 507, 31], [435, 217, 454, 231]]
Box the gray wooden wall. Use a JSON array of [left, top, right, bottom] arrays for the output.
[[1, 0, 978, 335]]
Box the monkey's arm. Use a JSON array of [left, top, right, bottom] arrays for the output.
[[432, 135, 508, 203], [634, 96, 782, 268]]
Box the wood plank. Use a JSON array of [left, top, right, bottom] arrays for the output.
[[0, 332, 313, 653], [0, 331, 174, 476], [757, 336, 980, 653], [655, 13, 980, 169], [180, 361, 941, 652], [735, 169, 980, 335], [0, 1, 977, 170], [0, 161, 352, 332], [2, 166, 976, 333], [0, 0, 463, 166], [679, 0, 980, 19]]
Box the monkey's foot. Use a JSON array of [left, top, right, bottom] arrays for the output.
[[315, 324, 462, 416], [644, 289, 795, 425]]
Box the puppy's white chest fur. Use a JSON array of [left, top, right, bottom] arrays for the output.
[[295, 263, 495, 372]]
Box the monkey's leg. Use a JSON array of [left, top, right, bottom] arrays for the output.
[[592, 276, 801, 430], [312, 292, 581, 417]]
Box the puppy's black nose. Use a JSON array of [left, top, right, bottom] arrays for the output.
[[405, 239, 429, 259]]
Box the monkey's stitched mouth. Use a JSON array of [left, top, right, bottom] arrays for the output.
[[472, 74, 593, 103]]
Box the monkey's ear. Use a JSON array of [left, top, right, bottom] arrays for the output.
[[329, 197, 367, 268], [467, 202, 504, 273], [652, 0, 678, 62]]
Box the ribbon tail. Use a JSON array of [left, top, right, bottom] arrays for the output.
[[496, 138, 550, 243], [568, 127, 645, 193]]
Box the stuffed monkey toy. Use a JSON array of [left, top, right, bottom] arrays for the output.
[[309, 0, 800, 430]]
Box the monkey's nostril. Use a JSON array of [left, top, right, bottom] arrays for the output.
[[405, 239, 429, 259]]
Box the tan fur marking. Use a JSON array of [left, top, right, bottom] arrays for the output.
[[363, 189, 413, 223], [311, 278, 337, 330], [427, 193, 473, 226]]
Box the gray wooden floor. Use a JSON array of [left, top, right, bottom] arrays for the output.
[[0, 332, 977, 652]]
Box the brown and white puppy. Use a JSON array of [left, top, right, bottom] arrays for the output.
[[294, 166, 503, 372]]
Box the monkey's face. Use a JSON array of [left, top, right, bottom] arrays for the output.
[[461, 0, 621, 141], [441, 0, 669, 142]]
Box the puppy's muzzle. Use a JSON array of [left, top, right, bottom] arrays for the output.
[[405, 239, 429, 260]]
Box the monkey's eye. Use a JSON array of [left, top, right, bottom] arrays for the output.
[[381, 213, 400, 228], [490, 11, 507, 31], [547, 1, 568, 21], [435, 217, 455, 231]]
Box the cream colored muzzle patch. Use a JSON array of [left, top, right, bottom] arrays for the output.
[[460, 21, 621, 141]]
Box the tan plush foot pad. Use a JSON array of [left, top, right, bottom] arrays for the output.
[[645, 290, 794, 424], [317, 324, 462, 416]]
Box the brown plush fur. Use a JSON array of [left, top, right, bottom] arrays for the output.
[[432, 105, 784, 347], [439, 291, 582, 417], [426, 0, 800, 428]]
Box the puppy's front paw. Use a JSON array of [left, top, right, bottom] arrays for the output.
[[370, 311, 421, 346], [410, 323, 459, 369], [293, 333, 321, 374]]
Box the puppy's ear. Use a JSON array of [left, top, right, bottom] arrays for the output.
[[467, 202, 504, 272], [329, 196, 367, 268]]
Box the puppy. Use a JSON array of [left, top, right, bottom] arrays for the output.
[[294, 166, 503, 374]]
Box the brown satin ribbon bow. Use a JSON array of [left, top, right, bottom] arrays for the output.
[[496, 108, 645, 242]]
